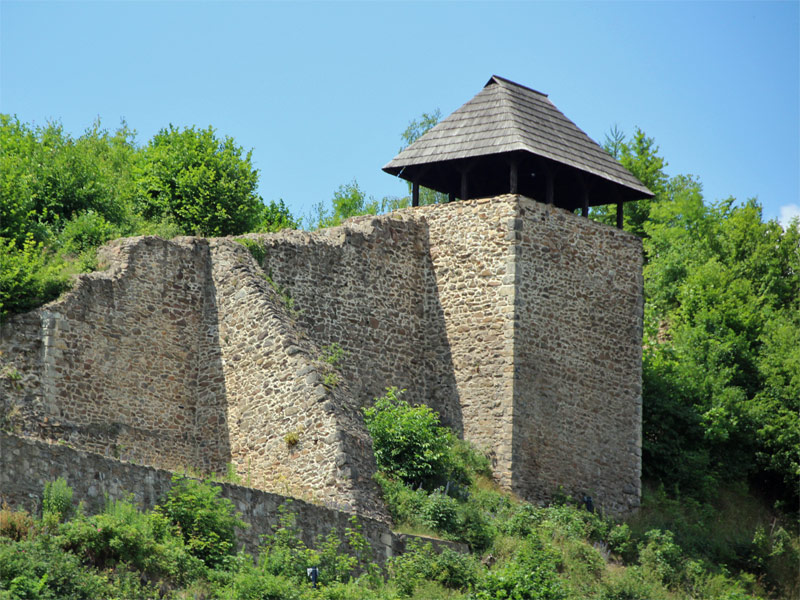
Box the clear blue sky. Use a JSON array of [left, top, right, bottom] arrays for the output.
[[2, 1, 798, 226]]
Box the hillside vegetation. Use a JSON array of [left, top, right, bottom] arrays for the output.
[[1, 391, 796, 598], [0, 114, 798, 598]]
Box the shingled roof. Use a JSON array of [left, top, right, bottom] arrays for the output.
[[383, 76, 653, 213]]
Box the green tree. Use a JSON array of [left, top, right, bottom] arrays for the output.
[[594, 127, 669, 237], [256, 199, 298, 233], [308, 179, 384, 229], [642, 191, 800, 504], [135, 124, 262, 236]]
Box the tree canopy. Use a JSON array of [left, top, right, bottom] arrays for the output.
[[602, 128, 800, 507], [0, 115, 296, 319], [135, 125, 263, 237]]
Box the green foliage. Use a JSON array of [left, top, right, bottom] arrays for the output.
[[638, 529, 684, 588], [59, 497, 203, 586], [42, 478, 73, 523], [257, 501, 379, 589], [257, 199, 299, 233], [0, 537, 115, 600], [600, 127, 800, 509], [0, 236, 72, 320], [472, 536, 566, 600], [135, 124, 262, 236], [595, 127, 668, 236], [0, 477, 778, 600], [0, 114, 300, 320], [363, 387, 467, 490], [234, 237, 267, 265], [158, 475, 247, 569], [388, 539, 479, 596], [309, 179, 381, 229]]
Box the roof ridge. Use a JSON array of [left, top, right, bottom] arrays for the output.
[[487, 75, 548, 98]]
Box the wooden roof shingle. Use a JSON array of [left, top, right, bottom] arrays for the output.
[[383, 76, 653, 207]]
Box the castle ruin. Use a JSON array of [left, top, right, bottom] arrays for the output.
[[0, 77, 646, 541]]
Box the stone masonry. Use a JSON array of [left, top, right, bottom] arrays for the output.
[[0, 194, 642, 520]]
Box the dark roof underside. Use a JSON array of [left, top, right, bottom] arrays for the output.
[[384, 76, 653, 208]]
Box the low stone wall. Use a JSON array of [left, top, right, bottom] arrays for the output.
[[0, 432, 459, 564]]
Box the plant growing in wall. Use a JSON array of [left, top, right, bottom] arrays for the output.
[[319, 343, 346, 389], [284, 430, 300, 449]]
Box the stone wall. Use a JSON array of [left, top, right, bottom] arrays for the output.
[[249, 218, 433, 409], [204, 239, 385, 519], [419, 199, 519, 487], [511, 199, 643, 513], [0, 433, 459, 564], [0, 235, 387, 521], [0, 237, 212, 470], [0, 194, 643, 518]]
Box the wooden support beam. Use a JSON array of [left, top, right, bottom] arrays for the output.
[[460, 170, 469, 201], [581, 191, 589, 217], [616, 201, 624, 229], [412, 182, 419, 207], [448, 192, 455, 203], [509, 159, 519, 194], [545, 169, 554, 205]]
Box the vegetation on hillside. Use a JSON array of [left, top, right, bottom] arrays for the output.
[[2, 395, 797, 599]]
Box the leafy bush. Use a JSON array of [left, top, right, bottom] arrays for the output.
[[420, 491, 460, 533], [638, 529, 684, 589], [59, 497, 203, 586], [224, 563, 302, 600], [158, 475, 247, 569], [258, 502, 377, 589], [473, 536, 566, 600], [363, 387, 467, 490], [0, 537, 114, 600], [454, 500, 494, 552], [388, 539, 479, 596], [56, 211, 115, 257], [0, 237, 72, 320], [607, 523, 637, 564], [0, 506, 35, 542], [373, 472, 427, 525]]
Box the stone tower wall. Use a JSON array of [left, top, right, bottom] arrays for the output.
[[511, 199, 643, 513], [419, 199, 519, 488]]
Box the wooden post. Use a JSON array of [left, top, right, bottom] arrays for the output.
[[460, 170, 469, 201], [509, 159, 519, 194], [412, 182, 419, 207], [545, 168, 554, 205], [616, 201, 624, 229], [448, 192, 455, 203], [581, 192, 589, 217]]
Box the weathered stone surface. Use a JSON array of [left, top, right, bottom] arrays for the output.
[[0, 194, 642, 519]]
